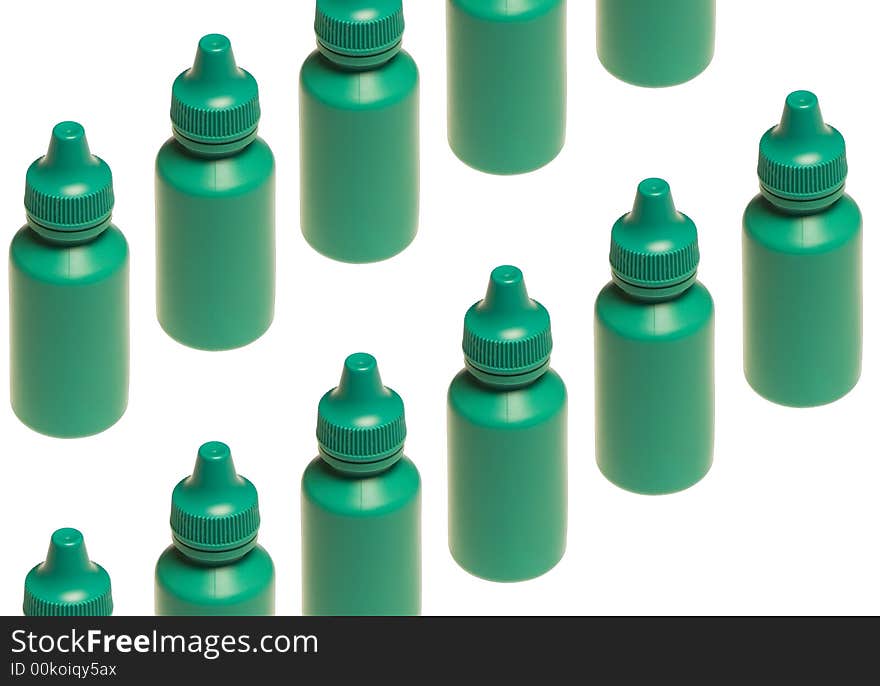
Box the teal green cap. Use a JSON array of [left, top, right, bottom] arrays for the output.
[[317, 353, 406, 465], [24, 122, 114, 233], [171, 34, 260, 145], [610, 178, 700, 290], [759, 91, 847, 201], [315, 0, 405, 57], [463, 266, 552, 376], [23, 528, 112, 616], [170, 441, 260, 552]]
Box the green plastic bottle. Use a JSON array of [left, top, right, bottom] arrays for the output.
[[10, 122, 129, 438], [24, 528, 112, 616], [596, 0, 715, 87], [448, 266, 567, 582], [156, 34, 275, 350], [155, 441, 275, 616], [743, 91, 862, 407], [595, 179, 714, 494], [446, 0, 566, 174], [300, 0, 419, 263], [302, 353, 421, 615]]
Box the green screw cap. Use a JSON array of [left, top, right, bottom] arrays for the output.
[[23, 528, 112, 616], [317, 353, 406, 464], [315, 0, 405, 57], [24, 122, 114, 232], [463, 266, 552, 376], [758, 90, 847, 201], [171, 34, 260, 145], [170, 441, 260, 552], [610, 179, 700, 289]]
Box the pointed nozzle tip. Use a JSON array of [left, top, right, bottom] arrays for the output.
[[51, 527, 85, 550], [777, 90, 830, 137], [43, 121, 95, 168], [52, 121, 86, 143], [190, 33, 239, 79], [198, 440, 232, 462], [199, 33, 232, 54], [490, 265, 524, 287], [189, 441, 242, 490], [43, 528, 91, 574], [335, 353, 387, 402], [786, 90, 819, 112], [344, 352, 378, 374], [628, 178, 680, 224], [480, 265, 534, 313]]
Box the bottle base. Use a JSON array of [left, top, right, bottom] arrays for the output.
[[301, 229, 418, 265], [597, 458, 713, 496], [744, 371, 861, 409], [447, 135, 565, 177], [597, 51, 714, 89], [157, 314, 274, 352], [449, 544, 566, 584], [12, 401, 128, 439]]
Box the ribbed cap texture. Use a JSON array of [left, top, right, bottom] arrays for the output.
[[23, 589, 113, 617], [610, 179, 700, 288], [317, 353, 406, 461], [23, 528, 113, 617], [758, 90, 847, 200], [463, 266, 552, 375], [25, 122, 114, 231], [315, 0, 405, 56], [171, 34, 260, 144], [170, 442, 260, 550]]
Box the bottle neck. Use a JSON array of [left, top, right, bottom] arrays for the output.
[[27, 216, 111, 245], [317, 42, 401, 71], [318, 446, 403, 476], [465, 359, 550, 389], [171, 534, 257, 565], [759, 183, 845, 215], [611, 273, 696, 303], [172, 128, 258, 157]]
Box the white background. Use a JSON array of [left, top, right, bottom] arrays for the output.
[[0, 1, 876, 616]]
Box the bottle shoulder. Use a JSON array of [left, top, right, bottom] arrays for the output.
[[448, 367, 567, 428], [10, 224, 129, 285], [301, 455, 420, 517], [156, 544, 274, 582], [450, 0, 563, 22], [595, 281, 714, 342], [743, 193, 862, 254], [156, 137, 275, 197], [299, 50, 419, 110]]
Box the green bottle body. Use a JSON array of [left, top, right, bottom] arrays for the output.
[[446, 0, 566, 174], [154, 544, 275, 616], [9, 226, 129, 437], [447, 368, 567, 582], [743, 194, 862, 406], [595, 282, 714, 494], [301, 455, 421, 616], [155, 137, 275, 350], [299, 50, 419, 263], [596, 0, 715, 87]]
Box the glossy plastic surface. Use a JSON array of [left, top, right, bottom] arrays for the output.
[[299, 51, 419, 263], [154, 544, 275, 616], [301, 456, 421, 615], [743, 194, 862, 406], [597, 0, 715, 87], [10, 225, 129, 437], [446, 0, 566, 174], [155, 138, 275, 350], [447, 368, 567, 581], [595, 282, 714, 494]]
